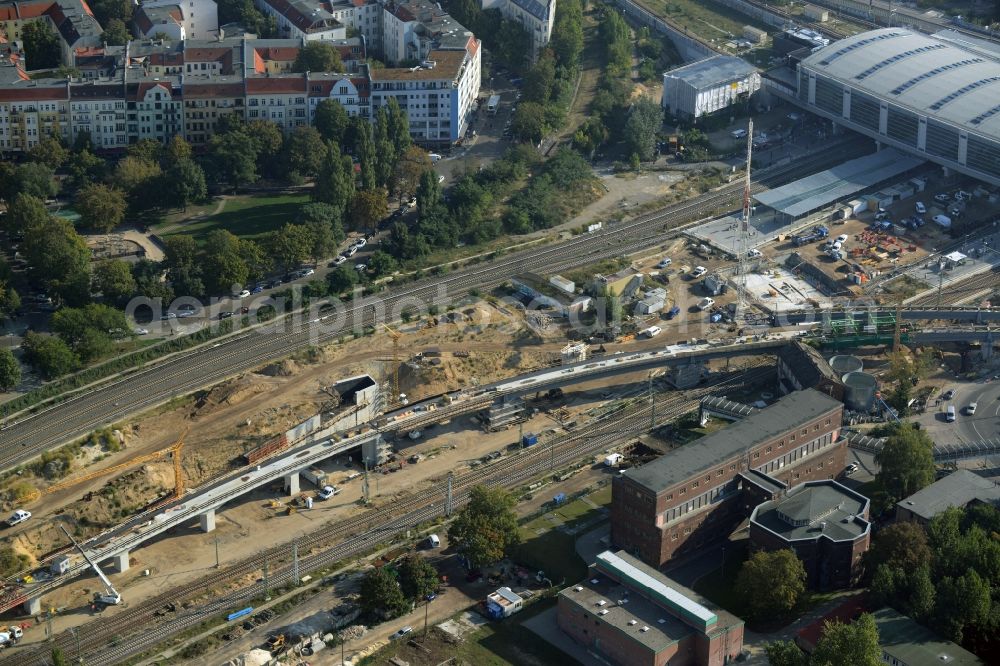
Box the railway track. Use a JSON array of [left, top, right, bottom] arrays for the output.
[[0, 142, 864, 472], [5, 364, 773, 666], [909, 268, 1000, 308]]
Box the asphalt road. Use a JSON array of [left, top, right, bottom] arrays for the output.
[[914, 378, 1000, 445]]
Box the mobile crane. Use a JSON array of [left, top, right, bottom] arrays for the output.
[[58, 525, 121, 608]]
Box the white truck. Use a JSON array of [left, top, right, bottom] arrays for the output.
[[301, 467, 328, 488], [0, 626, 23, 648]]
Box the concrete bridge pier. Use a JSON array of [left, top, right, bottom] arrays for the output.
[[285, 472, 300, 496], [113, 551, 130, 573], [199, 509, 216, 533], [23, 596, 41, 615], [981, 334, 994, 361]]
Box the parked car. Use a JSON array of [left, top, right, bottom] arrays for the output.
[[134, 327, 149, 335], [967, 402, 978, 415], [217, 311, 234, 319], [5, 509, 31, 527], [317, 485, 339, 500], [238, 289, 251, 298], [352, 238, 367, 250], [355, 263, 367, 272], [656, 257, 672, 268], [934, 193, 951, 203], [835, 234, 848, 244], [428, 153, 442, 162], [730, 128, 747, 139], [331, 256, 348, 266], [390, 626, 413, 641], [691, 266, 707, 278], [942, 389, 955, 400], [698, 297, 715, 311], [251, 285, 264, 294], [845, 463, 859, 475], [747, 248, 762, 258], [915, 201, 926, 214]]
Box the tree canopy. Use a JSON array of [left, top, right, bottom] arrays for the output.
[[447, 485, 520, 568], [874, 423, 936, 502], [735, 549, 806, 620], [810, 613, 882, 666], [292, 42, 345, 73], [358, 566, 409, 620]]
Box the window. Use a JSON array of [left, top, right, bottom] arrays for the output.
[[753, 452, 760, 459], [766, 446, 772, 453]]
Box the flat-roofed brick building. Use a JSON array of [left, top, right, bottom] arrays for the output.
[[612, 389, 845, 567]]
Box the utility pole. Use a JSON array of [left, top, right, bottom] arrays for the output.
[[362, 463, 370, 505], [445, 472, 453, 517], [424, 598, 430, 637], [649, 372, 656, 430], [292, 541, 299, 586], [214, 536, 220, 569], [518, 422, 523, 449], [736, 118, 754, 324]]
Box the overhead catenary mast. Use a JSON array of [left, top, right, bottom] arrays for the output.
[[736, 118, 754, 324]]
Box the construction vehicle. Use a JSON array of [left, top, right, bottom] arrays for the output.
[[265, 634, 286, 653], [58, 525, 121, 607], [793, 225, 829, 246], [0, 626, 23, 648]]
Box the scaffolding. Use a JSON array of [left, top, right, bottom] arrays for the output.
[[483, 396, 528, 431]]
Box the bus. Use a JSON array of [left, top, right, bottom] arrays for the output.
[[486, 94, 501, 114]]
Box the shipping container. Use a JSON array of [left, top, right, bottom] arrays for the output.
[[521, 433, 538, 447], [302, 467, 328, 488]]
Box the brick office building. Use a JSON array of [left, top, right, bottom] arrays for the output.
[[612, 389, 846, 567], [749, 480, 871, 590], [557, 550, 744, 666]]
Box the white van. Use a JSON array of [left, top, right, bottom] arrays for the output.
[[946, 405, 956, 422], [426, 534, 441, 548], [643, 326, 662, 338]]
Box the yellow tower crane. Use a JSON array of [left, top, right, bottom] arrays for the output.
[[35, 428, 188, 502], [382, 323, 402, 406]]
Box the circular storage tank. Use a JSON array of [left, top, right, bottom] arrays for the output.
[[842, 371, 878, 412], [829, 355, 863, 376]]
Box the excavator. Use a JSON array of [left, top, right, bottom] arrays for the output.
[[58, 525, 122, 609]]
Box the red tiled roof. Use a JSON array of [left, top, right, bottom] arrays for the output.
[[184, 81, 243, 97], [149, 51, 184, 67], [261, 0, 337, 33], [795, 594, 869, 653], [0, 7, 18, 20], [15, 0, 53, 20], [254, 46, 299, 62], [132, 80, 175, 100], [0, 85, 67, 101], [245, 76, 305, 93]]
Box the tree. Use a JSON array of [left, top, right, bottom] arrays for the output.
[[76, 183, 127, 233], [267, 224, 313, 273], [202, 230, 249, 295], [283, 126, 328, 178], [510, 101, 546, 144], [350, 190, 387, 234], [303, 220, 340, 264], [367, 250, 397, 277], [624, 97, 663, 162], [447, 485, 520, 568], [292, 41, 345, 73], [51, 647, 67, 666], [875, 423, 936, 502], [102, 18, 130, 45], [68, 149, 105, 187], [906, 565, 936, 620], [165, 158, 207, 211], [21, 331, 79, 379], [811, 613, 881, 666], [327, 265, 358, 293], [387, 98, 411, 153], [358, 566, 409, 619], [132, 259, 173, 301], [764, 641, 807, 666], [5, 193, 49, 236], [0, 284, 21, 321], [313, 145, 355, 208], [21, 215, 91, 305], [397, 554, 438, 601], [51, 304, 130, 362], [867, 521, 931, 573], [22, 20, 61, 70], [164, 135, 193, 165], [354, 120, 377, 191], [550, 0, 584, 68], [0, 348, 21, 391], [28, 136, 68, 170], [392, 146, 431, 201], [315, 100, 350, 144], [523, 51, 556, 103], [163, 235, 205, 297], [94, 260, 137, 304], [13, 162, 57, 201], [115, 156, 161, 209], [208, 131, 258, 191], [934, 569, 991, 643], [240, 239, 271, 283], [735, 549, 806, 620], [90, 0, 133, 25]]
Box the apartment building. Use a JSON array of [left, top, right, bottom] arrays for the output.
[[481, 0, 555, 60], [0, 69, 70, 152], [0, 0, 479, 149], [133, 5, 187, 41], [254, 0, 347, 41], [0, 0, 103, 68], [137, 0, 219, 40], [612, 389, 845, 567], [370, 42, 479, 143]]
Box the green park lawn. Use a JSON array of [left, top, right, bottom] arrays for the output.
[[156, 193, 309, 243]]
